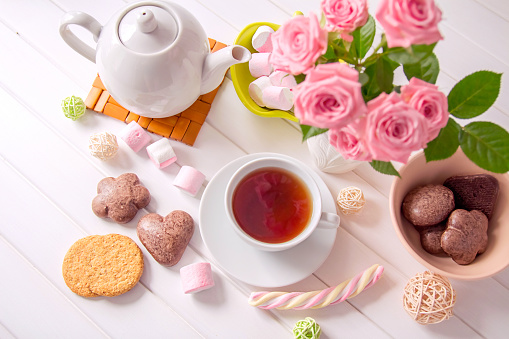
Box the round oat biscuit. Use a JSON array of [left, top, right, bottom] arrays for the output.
[[62, 235, 100, 297], [62, 234, 144, 297]]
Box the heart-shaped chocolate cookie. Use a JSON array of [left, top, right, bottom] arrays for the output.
[[441, 209, 488, 265], [137, 210, 194, 266], [443, 174, 499, 219]]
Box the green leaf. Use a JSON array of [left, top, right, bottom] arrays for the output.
[[351, 16, 376, 60], [330, 41, 356, 64], [448, 71, 502, 119], [322, 45, 337, 61], [459, 121, 509, 173], [369, 160, 401, 177], [361, 64, 382, 101], [386, 43, 437, 65], [403, 53, 439, 84], [358, 73, 369, 86], [294, 74, 306, 84], [376, 56, 394, 94], [300, 125, 328, 142], [424, 118, 461, 161]]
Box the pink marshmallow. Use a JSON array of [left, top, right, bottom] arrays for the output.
[[248, 76, 272, 107], [146, 138, 177, 169], [262, 86, 294, 111], [269, 71, 298, 89], [173, 166, 206, 196], [180, 262, 214, 294], [268, 71, 286, 86], [252, 25, 274, 53], [249, 53, 273, 78], [281, 74, 298, 89], [119, 121, 151, 152]]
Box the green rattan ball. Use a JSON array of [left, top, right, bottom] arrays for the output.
[[62, 96, 86, 120], [293, 317, 321, 339]]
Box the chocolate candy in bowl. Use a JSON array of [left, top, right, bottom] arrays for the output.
[[402, 184, 455, 227], [389, 149, 509, 280]]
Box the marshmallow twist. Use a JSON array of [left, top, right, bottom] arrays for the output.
[[248, 264, 384, 310]]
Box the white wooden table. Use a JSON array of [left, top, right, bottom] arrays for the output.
[[1, 0, 508, 338]]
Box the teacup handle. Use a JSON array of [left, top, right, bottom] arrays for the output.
[[317, 212, 340, 229], [59, 12, 102, 63]]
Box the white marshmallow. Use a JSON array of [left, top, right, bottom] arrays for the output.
[[180, 262, 214, 294], [252, 25, 274, 53], [173, 166, 206, 197], [146, 138, 177, 169], [249, 53, 273, 78], [248, 76, 272, 107], [269, 71, 298, 89], [262, 86, 294, 111]]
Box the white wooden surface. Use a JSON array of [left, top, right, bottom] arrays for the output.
[[1, 0, 508, 338]]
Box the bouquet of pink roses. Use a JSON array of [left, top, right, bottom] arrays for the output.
[[269, 0, 508, 176]]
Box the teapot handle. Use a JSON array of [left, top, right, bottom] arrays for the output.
[[59, 12, 102, 63]]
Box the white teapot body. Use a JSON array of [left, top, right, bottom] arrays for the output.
[[60, 1, 250, 118]]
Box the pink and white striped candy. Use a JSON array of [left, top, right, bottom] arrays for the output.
[[248, 264, 384, 310], [249, 53, 273, 78]]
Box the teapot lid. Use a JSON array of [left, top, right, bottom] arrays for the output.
[[118, 5, 178, 53]]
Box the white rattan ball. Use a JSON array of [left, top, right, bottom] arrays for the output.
[[89, 132, 119, 160], [336, 186, 365, 215], [403, 271, 456, 325]]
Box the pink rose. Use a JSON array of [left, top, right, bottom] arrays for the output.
[[375, 0, 443, 48], [321, 0, 369, 42], [270, 13, 328, 75], [365, 92, 429, 163], [401, 77, 449, 141], [293, 63, 367, 129], [329, 119, 373, 161]]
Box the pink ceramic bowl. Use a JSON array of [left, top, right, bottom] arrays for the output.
[[389, 149, 509, 280]]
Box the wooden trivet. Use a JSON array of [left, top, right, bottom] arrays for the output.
[[84, 38, 226, 146]]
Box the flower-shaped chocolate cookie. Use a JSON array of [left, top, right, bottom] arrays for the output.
[[441, 209, 488, 265], [92, 173, 151, 224]]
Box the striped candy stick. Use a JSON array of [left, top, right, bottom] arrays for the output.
[[248, 264, 384, 310]]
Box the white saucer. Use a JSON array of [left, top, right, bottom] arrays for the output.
[[199, 153, 338, 288]]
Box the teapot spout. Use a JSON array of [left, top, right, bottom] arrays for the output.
[[201, 45, 251, 95]]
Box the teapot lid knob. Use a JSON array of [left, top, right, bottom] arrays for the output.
[[137, 10, 157, 33], [118, 5, 178, 54]]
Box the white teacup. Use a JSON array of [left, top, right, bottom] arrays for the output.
[[225, 156, 340, 251]]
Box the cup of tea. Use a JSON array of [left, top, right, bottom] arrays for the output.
[[225, 156, 340, 251]]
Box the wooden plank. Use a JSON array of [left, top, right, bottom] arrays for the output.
[[84, 87, 102, 109], [170, 117, 191, 140], [0, 235, 109, 338], [103, 102, 129, 121], [147, 120, 173, 138], [93, 90, 109, 113]]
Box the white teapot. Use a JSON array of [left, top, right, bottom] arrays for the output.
[[59, 1, 251, 118]]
